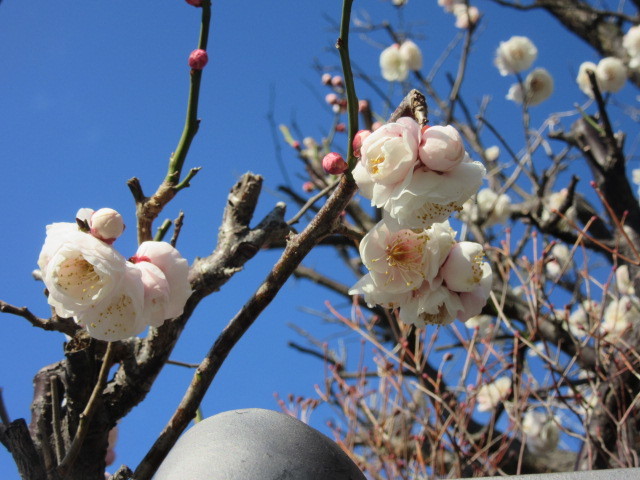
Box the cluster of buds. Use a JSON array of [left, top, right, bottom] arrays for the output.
[[38, 208, 191, 341], [349, 118, 492, 327], [576, 57, 627, 97]]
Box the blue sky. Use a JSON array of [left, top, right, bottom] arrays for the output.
[[1, 1, 638, 478]]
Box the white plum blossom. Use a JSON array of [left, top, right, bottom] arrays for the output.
[[465, 314, 494, 336], [623, 25, 640, 70], [399, 40, 422, 71], [43, 230, 127, 319], [453, 4, 479, 29], [506, 68, 554, 106], [566, 300, 598, 338], [484, 146, 500, 162], [576, 61, 598, 97], [469, 188, 511, 226], [495, 36, 537, 76], [419, 125, 465, 172], [380, 44, 409, 82], [352, 117, 420, 205], [386, 155, 485, 229], [616, 265, 635, 296], [398, 277, 463, 326], [596, 57, 627, 93], [522, 410, 560, 454], [38, 210, 192, 341], [440, 242, 487, 293], [602, 295, 637, 342], [545, 243, 571, 281], [476, 377, 512, 412], [80, 262, 146, 342]]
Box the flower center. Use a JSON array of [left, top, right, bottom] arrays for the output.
[[55, 256, 104, 302], [369, 155, 385, 175]]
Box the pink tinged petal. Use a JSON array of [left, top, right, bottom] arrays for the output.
[[135, 241, 192, 319], [361, 220, 428, 293], [441, 242, 486, 293], [419, 125, 465, 172], [134, 261, 170, 328], [90, 208, 125, 244], [79, 263, 146, 341], [457, 262, 493, 321], [398, 280, 462, 327]]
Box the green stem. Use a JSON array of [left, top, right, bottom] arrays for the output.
[[337, 0, 359, 172], [165, 1, 212, 184]]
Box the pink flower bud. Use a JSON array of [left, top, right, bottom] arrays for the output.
[[331, 75, 344, 87], [185, 0, 202, 6], [325, 93, 339, 105], [419, 124, 465, 172], [336, 123, 346, 133], [188, 49, 208, 70], [358, 99, 370, 112], [90, 208, 125, 244], [302, 181, 315, 193], [321, 73, 332, 85], [322, 152, 348, 175], [352, 129, 371, 157]]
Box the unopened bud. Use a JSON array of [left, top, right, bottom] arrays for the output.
[[325, 93, 339, 105], [321, 73, 332, 85], [302, 181, 315, 193], [188, 49, 208, 70], [352, 129, 371, 157], [322, 152, 348, 175], [90, 208, 125, 244], [331, 75, 344, 88], [185, 0, 202, 6], [336, 123, 346, 133], [372, 121, 383, 131], [358, 99, 370, 112]]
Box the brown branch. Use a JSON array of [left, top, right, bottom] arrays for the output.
[[0, 419, 47, 480], [133, 174, 358, 480], [0, 301, 79, 336]]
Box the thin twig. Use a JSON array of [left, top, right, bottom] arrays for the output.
[[50, 376, 65, 465]]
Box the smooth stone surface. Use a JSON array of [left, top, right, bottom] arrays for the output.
[[463, 468, 640, 480], [153, 408, 366, 480]]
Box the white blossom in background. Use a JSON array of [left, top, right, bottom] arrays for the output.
[[601, 295, 637, 342], [616, 265, 636, 296], [596, 57, 627, 93], [465, 314, 494, 337], [380, 44, 409, 82], [545, 243, 571, 281], [437, 0, 458, 12], [476, 377, 512, 412], [452, 4, 479, 29], [495, 36, 537, 76], [566, 300, 598, 338], [522, 410, 560, 454], [484, 146, 500, 162], [576, 61, 598, 97], [541, 189, 577, 228], [399, 40, 422, 71], [507, 68, 554, 106], [470, 188, 511, 226], [623, 25, 640, 70]]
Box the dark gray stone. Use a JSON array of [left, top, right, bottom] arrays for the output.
[[153, 408, 366, 480]]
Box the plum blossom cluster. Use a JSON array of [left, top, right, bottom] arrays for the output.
[[576, 57, 626, 97], [38, 208, 191, 342], [438, 0, 480, 29], [348, 117, 492, 327], [379, 40, 422, 82], [495, 36, 553, 107]]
